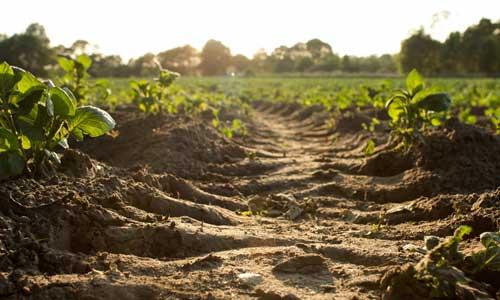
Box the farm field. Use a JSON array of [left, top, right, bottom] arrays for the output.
[[0, 62, 499, 299]]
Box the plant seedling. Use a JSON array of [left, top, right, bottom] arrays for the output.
[[385, 69, 451, 149]]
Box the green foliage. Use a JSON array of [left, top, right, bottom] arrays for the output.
[[385, 69, 451, 149], [211, 108, 247, 139], [0, 61, 115, 179], [58, 54, 112, 105], [58, 54, 92, 102], [130, 67, 180, 114], [398, 226, 500, 299]]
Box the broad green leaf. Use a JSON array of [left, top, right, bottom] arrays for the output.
[[387, 98, 405, 122], [16, 70, 43, 94], [48, 87, 76, 117], [0, 62, 18, 99], [58, 57, 75, 72], [406, 69, 424, 95], [76, 54, 92, 70], [0, 128, 19, 151], [72, 128, 84, 141], [69, 106, 115, 137], [0, 151, 25, 178], [417, 93, 451, 112], [17, 86, 46, 115]]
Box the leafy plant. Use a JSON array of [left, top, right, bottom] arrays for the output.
[[58, 54, 92, 102], [211, 108, 247, 139], [58, 54, 112, 105], [385, 69, 451, 149], [130, 66, 179, 114], [0, 62, 115, 179], [384, 226, 500, 299]]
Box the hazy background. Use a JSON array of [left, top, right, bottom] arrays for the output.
[[2, 0, 499, 59]]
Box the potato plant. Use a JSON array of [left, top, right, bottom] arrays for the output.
[[58, 54, 111, 104], [130, 67, 179, 114], [0, 62, 115, 179], [211, 108, 247, 139], [385, 69, 451, 149]]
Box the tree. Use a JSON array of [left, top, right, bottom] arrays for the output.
[[89, 54, 126, 77], [400, 29, 442, 75], [157, 45, 200, 75], [230, 54, 251, 74], [0, 23, 55, 76], [128, 53, 158, 77], [305, 39, 333, 62], [440, 32, 463, 74], [199, 40, 231, 76], [461, 18, 500, 75]]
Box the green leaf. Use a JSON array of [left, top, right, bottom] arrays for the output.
[[16, 70, 44, 94], [416, 93, 451, 112], [0, 151, 25, 178], [364, 139, 376, 156], [76, 54, 92, 70], [69, 106, 115, 138], [58, 56, 75, 72], [406, 69, 424, 95], [387, 99, 405, 122], [20, 135, 31, 150], [0, 128, 20, 152], [17, 86, 46, 115], [454, 225, 472, 241], [48, 87, 76, 117], [430, 117, 442, 126], [0, 62, 18, 99], [480, 232, 500, 249]]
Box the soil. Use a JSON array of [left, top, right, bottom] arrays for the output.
[[0, 102, 498, 300]]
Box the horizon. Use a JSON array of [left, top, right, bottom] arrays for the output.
[[2, 0, 499, 61]]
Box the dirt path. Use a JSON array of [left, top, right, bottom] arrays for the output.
[[1, 102, 498, 299]]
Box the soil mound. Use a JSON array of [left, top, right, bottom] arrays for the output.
[[78, 111, 247, 178]]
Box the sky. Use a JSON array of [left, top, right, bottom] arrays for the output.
[[2, 0, 499, 61]]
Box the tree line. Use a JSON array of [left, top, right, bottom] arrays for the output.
[[1, 18, 498, 77]]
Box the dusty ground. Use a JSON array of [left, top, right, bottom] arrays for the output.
[[0, 102, 499, 299]]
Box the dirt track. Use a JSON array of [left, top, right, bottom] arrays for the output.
[[0, 102, 498, 299]]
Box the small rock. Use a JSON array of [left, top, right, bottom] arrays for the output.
[[273, 254, 326, 274], [424, 236, 440, 251], [284, 202, 303, 220], [238, 272, 263, 287], [402, 244, 426, 254]]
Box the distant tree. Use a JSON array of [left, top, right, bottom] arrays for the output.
[[378, 54, 398, 73], [305, 39, 333, 61], [89, 54, 125, 77], [461, 18, 500, 75], [230, 54, 251, 73], [199, 40, 231, 76], [295, 57, 314, 72], [157, 45, 199, 75], [341, 55, 355, 72], [440, 32, 463, 74], [251, 49, 272, 73], [400, 29, 442, 75], [128, 53, 157, 77], [0, 23, 55, 76]]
